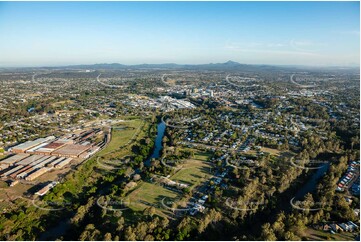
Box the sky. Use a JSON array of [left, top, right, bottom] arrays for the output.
[[0, 1, 359, 67]]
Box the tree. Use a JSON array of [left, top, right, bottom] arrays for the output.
[[144, 234, 154, 241], [143, 206, 156, 217], [124, 227, 136, 241], [116, 217, 125, 232], [104, 232, 112, 241], [261, 223, 277, 241], [160, 217, 169, 228], [284, 231, 300, 240]]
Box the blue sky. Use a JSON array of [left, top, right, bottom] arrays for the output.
[[0, 1, 359, 67]]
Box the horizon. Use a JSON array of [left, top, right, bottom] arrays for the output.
[[0, 1, 359, 67], [1, 60, 360, 69]]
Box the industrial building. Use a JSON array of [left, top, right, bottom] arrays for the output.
[[46, 157, 67, 168], [16, 155, 44, 166], [0, 153, 30, 166], [35, 181, 58, 196], [25, 167, 50, 181], [1, 129, 103, 182], [34, 140, 72, 155], [31, 156, 55, 168], [55, 158, 73, 168], [11, 136, 55, 153], [26, 143, 50, 154], [1, 165, 24, 178], [51, 144, 91, 158]]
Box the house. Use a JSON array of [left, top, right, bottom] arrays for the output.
[[353, 209, 360, 216], [198, 199, 205, 205], [338, 223, 350, 232], [330, 224, 343, 232], [347, 221, 359, 232], [345, 197, 353, 204], [322, 224, 331, 231]]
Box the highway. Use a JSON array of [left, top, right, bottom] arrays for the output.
[[290, 74, 316, 88], [96, 73, 122, 88]]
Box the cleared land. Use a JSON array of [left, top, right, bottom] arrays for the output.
[[126, 181, 179, 217], [126, 151, 212, 217], [245, 147, 281, 157], [260, 147, 280, 156], [170, 159, 212, 190], [98, 119, 145, 159], [301, 227, 358, 241]]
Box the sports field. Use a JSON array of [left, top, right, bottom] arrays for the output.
[[98, 119, 145, 159], [260, 147, 280, 156], [169, 159, 212, 190], [126, 181, 179, 217], [125, 151, 212, 217]]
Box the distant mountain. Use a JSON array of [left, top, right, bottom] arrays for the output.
[[2, 61, 358, 73], [58, 60, 287, 72]]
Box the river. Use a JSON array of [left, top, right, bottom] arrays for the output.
[[145, 121, 166, 166], [294, 162, 330, 200]]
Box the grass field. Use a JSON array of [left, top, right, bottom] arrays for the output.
[[170, 159, 212, 190], [193, 151, 212, 161], [260, 147, 280, 156], [301, 228, 358, 241], [126, 181, 179, 217], [126, 150, 212, 217], [245, 147, 281, 157], [97, 119, 145, 159]]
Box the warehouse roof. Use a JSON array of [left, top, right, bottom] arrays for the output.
[[0, 153, 30, 165], [42, 142, 67, 149], [52, 144, 91, 156], [11, 136, 55, 151]]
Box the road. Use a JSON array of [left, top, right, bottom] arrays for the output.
[[225, 74, 235, 86], [161, 116, 200, 129], [290, 74, 316, 88], [96, 73, 122, 88], [161, 74, 171, 86]]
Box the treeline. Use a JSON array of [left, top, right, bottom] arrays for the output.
[[259, 151, 359, 240]]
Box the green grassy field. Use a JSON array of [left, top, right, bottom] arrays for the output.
[[245, 147, 281, 157], [96, 119, 147, 162], [126, 181, 179, 217], [126, 150, 212, 217], [260, 147, 281, 156], [98, 119, 144, 156], [170, 159, 212, 190], [193, 151, 212, 161], [302, 227, 358, 241]]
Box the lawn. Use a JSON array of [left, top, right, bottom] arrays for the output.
[[125, 150, 213, 217], [126, 181, 179, 217], [170, 159, 212, 190], [260, 147, 280, 156], [193, 151, 212, 161], [97, 119, 145, 158], [301, 227, 358, 241]]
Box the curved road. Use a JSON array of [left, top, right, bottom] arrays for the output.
[[96, 73, 123, 88], [290, 74, 316, 88]]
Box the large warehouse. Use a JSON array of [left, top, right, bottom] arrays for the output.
[[11, 136, 56, 153], [1, 129, 102, 182], [34, 141, 68, 155], [51, 144, 92, 158], [0, 153, 30, 167]]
